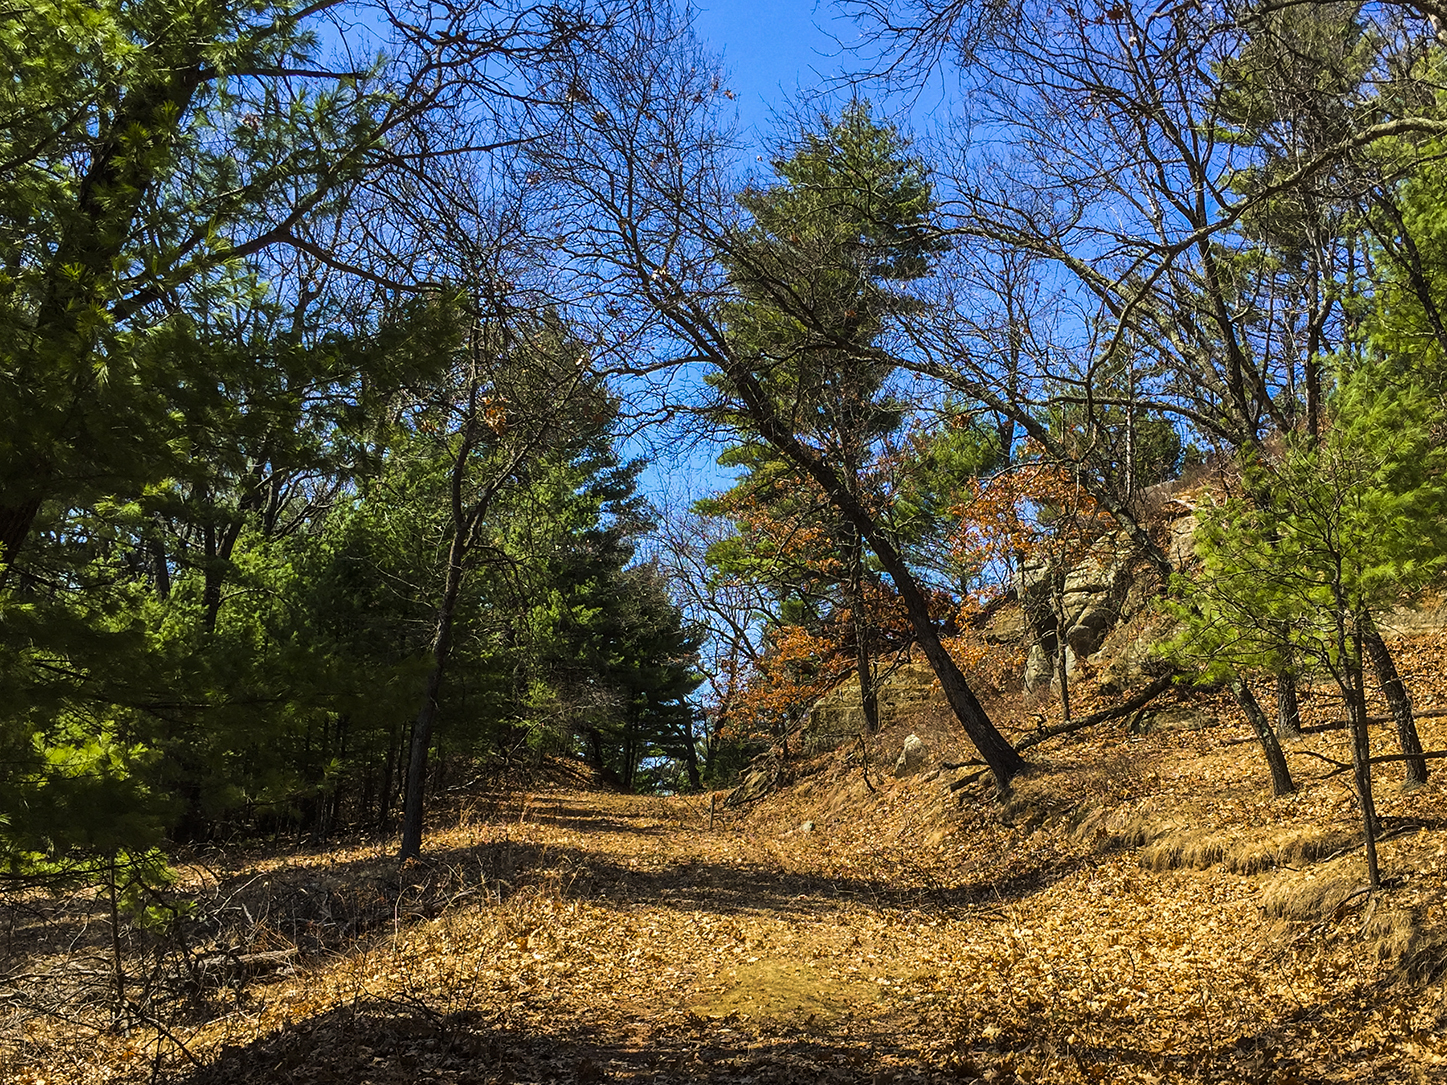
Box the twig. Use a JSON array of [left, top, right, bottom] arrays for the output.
[[133, 1008, 206, 1072], [1297, 749, 1352, 772]]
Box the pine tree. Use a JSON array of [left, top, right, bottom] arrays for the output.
[[1166, 364, 1447, 886]]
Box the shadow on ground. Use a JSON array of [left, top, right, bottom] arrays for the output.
[[170, 997, 944, 1084], [162, 991, 1314, 1085]]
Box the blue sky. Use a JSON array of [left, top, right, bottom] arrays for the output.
[[635, 3, 954, 507], [691, 2, 850, 146], [631, 4, 859, 506]]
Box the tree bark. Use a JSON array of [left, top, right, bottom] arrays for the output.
[[0, 496, 42, 588], [378, 721, 399, 832], [1332, 602, 1382, 891], [1362, 615, 1427, 786], [1274, 664, 1302, 741], [1348, 622, 1381, 890], [399, 419, 478, 860], [847, 526, 881, 736], [399, 593, 458, 860], [150, 530, 171, 600], [1230, 678, 1296, 797], [681, 725, 703, 791]]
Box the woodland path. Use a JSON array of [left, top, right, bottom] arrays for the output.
[[144, 738, 1447, 1085]]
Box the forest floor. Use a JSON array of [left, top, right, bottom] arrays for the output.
[[10, 636, 1447, 1083]]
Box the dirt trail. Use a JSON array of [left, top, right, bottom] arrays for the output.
[[14, 713, 1447, 1084]]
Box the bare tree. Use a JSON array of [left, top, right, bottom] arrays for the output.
[[527, 17, 1027, 789], [397, 288, 610, 860]]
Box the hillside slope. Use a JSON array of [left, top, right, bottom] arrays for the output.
[[10, 623, 1447, 1084]]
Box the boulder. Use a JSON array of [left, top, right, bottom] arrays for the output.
[[894, 733, 928, 778]]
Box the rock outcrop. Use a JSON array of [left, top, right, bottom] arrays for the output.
[[1018, 542, 1137, 691], [803, 661, 941, 752], [800, 511, 1195, 743]]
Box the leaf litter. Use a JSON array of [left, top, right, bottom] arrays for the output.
[[8, 633, 1447, 1082]]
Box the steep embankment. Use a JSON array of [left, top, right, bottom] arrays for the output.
[[10, 624, 1447, 1085]]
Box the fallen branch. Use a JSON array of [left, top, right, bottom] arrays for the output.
[[1302, 708, 1447, 734], [1296, 749, 1351, 772], [193, 947, 298, 978], [1304, 748, 1447, 779], [948, 767, 992, 793], [1014, 674, 1175, 753], [938, 758, 985, 771], [939, 676, 1178, 794]]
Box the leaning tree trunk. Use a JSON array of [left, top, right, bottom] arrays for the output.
[[853, 532, 1024, 790], [1230, 679, 1296, 797], [719, 360, 1026, 791], [399, 490, 471, 860], [1361, 615, 1427, 786]]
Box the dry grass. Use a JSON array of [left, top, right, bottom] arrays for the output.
[[1129, 824, 1364, 874], [1258, 859, 1367, 919], [11, 630, 1447, 1084], [1223, 826, 1362, 874], [1139, 827, 1229, 871]]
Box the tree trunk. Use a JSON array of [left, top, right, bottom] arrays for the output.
[[684, 752, 702, 791], [1304, 355, 1320, 440], [623, 716, 637, 792], [717, 361, 1026, 791], [0, 495, 41, 587], [150, 530, 171, 600], [1334, 605, 1381, 892], [201, 499, 254, 633], [1274, 664, 1302, 741], [848, 526, 880, 736], [883, 564, 1025, 791], [378, 720, 400, 832], [1362, 616, 1427, 786], [399, 528, 467, 860], [399, 646, 448, 860], [1348, 622, 1382, 890], [107, 852, 128, 1031], [1230, 678, 1295, 797], [1053, 577, 1071, 726]]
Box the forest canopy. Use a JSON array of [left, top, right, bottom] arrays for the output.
[[3, 0, 1447, 883]]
